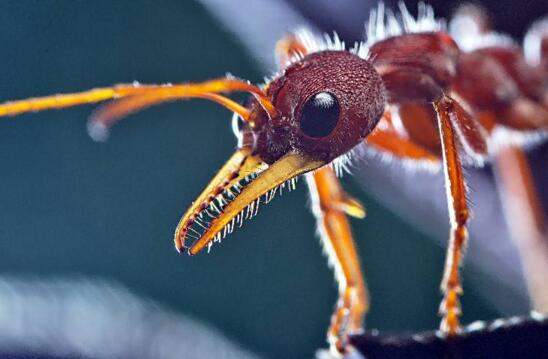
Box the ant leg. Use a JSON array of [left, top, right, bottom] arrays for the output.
[[277, 34, 369, 354], [494, 146, 548, 312], [366, 111, 439, 163], [367, 128, 438, 161], [397, 103, 442, 155], [433, 95, 472, 335], [307, 166, 368, 355]]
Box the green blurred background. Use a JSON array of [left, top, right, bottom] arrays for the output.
[[0, 1, 498, 358]]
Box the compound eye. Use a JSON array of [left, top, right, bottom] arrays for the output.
[[299, 92, 340, 138]]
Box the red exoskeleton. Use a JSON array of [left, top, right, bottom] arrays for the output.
[[0, 3, 547, 356]]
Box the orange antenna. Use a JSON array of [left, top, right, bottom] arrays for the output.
[[87, 92, 252, 141], [0, 77, 278, 140]]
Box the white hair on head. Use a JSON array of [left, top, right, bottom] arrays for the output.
[[264, 28, 352, 82], [293, 28, 346, 54]]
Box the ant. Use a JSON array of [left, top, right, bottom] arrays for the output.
[[0, 2, 546, 357]]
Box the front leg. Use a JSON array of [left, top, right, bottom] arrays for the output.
[[306, 166, 368, 355]]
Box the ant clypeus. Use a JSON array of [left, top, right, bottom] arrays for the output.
[[0, 2, 547, 356]]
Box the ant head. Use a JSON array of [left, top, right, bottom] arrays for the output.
[[175, 50, 385, 255], [0, 44, 386, 255], [240, 50, 386, 164]]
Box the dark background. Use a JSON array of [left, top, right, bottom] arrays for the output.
[[0, 1, 544, 358]]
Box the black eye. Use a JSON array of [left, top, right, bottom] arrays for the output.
[[299, 92, 340, 138]]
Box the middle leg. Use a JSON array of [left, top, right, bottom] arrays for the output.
[[307, 166, 368, 355]]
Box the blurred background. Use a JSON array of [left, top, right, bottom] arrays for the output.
[[0, 1, 546, 358]]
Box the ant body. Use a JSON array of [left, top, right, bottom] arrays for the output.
[[1, 3, 546, 356]]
